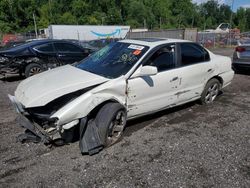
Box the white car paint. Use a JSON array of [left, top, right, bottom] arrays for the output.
[[12, 38, 234, 128], [15, 65, 109, 107]]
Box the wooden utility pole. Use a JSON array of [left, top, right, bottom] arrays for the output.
[[33, 13, 38, 39]]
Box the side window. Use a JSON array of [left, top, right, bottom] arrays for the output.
[[180, 43, 210, 66], [34, 43, 54, 52], [144, 44, 176, 72], [54, 43, 82, 52]]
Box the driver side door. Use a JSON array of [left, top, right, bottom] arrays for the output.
[[127, 44, 181, 118]]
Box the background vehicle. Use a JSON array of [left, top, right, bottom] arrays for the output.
[[203, 23, 230, 33], [9, 38, 234, 155], [0, 39, 93, 78], [47, 25, 130, 40], [232, 39, 250, 72]]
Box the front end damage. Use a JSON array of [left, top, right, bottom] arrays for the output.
[[0, 56, 60, 78], [8, 63, 128, 155], [8, 84, 116, 155], [9, 94, 59, 144], [0, 56, 21, 78]]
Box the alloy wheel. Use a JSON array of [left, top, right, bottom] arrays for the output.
[[29, 67, 42, 76], [107, 110, 126, 145], [205, 83, 219, 104]]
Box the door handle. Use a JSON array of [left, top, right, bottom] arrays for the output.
[[207, 68, 213, 72], [170, 76, 178, 82], [58, 54, 65, 57]]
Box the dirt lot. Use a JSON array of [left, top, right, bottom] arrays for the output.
[[0, 48, 249, 187]]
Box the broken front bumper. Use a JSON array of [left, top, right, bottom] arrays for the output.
[[0, 62, 20, 78], [8, 95, 104, 155], [8, 94, 52, 144]]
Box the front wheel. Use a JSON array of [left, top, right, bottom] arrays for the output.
[[200, 78, 220, 104], [95, 103, 127, 147], [24, 63, 44, 78]]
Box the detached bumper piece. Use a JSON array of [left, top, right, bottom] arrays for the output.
[[8, 94, 52, 144], [16, 114, 51, 144]]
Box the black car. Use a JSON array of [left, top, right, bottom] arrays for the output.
[[0, 39, 93, 78]]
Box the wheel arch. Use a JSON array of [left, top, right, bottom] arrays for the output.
[[52, 92, 127, 126], [208, 75, 223, 88], [87, 99, 126, 119]]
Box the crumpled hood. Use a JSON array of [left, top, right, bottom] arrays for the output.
[[15, 65, 109, 107]]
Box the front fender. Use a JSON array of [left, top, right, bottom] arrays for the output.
[[51, 80, 127, 126]]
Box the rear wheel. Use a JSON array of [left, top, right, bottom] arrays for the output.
[[200, 78, 220, 104], [95, 103, 127, 147], [24, 63, 44, 78]]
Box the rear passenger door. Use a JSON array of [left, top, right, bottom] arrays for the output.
[[54, 42, 89, 64], [175, 42, 214, 102]]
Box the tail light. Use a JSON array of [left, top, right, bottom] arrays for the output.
[[235, 46, 246, 53]]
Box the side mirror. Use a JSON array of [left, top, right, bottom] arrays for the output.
[[132, 65, 158, 78]]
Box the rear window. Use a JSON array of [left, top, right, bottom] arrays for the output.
[[34, 43, 54, 52], [54, 43, 82, 52], [180, 43, 210, 66]]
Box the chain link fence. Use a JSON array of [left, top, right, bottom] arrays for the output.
[[197, 32, 240, 48], [1, 29, 250, 49], [126, 28, 198, 42]]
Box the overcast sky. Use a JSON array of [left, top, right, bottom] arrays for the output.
[[192, 0, 250, 11]]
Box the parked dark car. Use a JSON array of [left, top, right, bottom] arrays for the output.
[[0, 39, 93, 78], [232, 39, 250, 72]]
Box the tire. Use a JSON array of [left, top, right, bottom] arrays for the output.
[[24, 63, 44, 78], [95, 103, 127, 147], [200, 78, 221, 104]]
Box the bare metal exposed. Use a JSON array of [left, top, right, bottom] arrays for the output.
[[8, 38, 234, 155]]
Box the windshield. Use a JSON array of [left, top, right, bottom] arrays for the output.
[[75, 42, 149, 79]]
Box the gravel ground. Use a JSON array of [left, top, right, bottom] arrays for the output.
[[0, 48, 249, 188]]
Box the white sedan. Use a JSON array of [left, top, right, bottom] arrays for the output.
[[9, 38, 234, 155]]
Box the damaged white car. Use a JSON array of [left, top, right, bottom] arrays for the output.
[[9, 38, 234, 155]]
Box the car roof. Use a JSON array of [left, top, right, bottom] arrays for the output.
[[27, 39, 77, 45], [119, 38, 191, 48], [0, 39, 83, 53]]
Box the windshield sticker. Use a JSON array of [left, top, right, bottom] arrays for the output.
[[133, 50, 141, 55], [128, 44, 144, 50], [121, 54, 128, 61]]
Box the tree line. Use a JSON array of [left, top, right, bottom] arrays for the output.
[[0, 0, 250, 34]]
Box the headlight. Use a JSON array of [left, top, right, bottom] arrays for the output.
[[0, 56, 9, 63]]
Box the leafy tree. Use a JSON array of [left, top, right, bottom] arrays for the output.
[[0, 0, 249, 34]]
